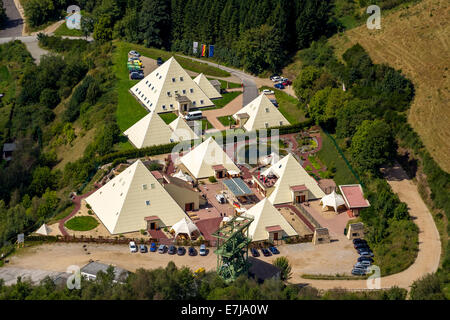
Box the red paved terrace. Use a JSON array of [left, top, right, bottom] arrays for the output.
[[148, 228, 167, 239], [150, 170, 164, 180], [212, 164, 226, 171], [195, 217, 223, 241], [339, 184, 370, 208]]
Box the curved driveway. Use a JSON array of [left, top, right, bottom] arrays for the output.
[[296, 165, 441, 291]]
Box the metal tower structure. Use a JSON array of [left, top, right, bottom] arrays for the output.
[[212, 214, 253, 282]]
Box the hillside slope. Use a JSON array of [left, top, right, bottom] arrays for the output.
[[329, 0, 450, 172]]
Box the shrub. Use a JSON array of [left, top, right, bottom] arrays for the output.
[[208, 176, 217, 183]]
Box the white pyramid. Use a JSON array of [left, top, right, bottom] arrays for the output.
[[35, 224, 51, 236], [124, 111, 179, 148], [233, 93, 290, 131], [244, 198, 297, 241], [130, 57, 214, 113], [169, 115, 199, 141], [193, 73, 222, 99], [180, 137, 240, 179], [86, 160, 187, 234], [265, 154, 325, 205]]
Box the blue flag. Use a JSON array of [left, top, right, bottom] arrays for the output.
[[209, 45, 214, 57]]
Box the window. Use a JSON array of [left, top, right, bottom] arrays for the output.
[[279, 121, 283, 126], [182, 89, 186, 94], [156, 73, 159, 77], [145, 80, 148, 84], [170, 104, 174, 109], [162, 105, 166, 110], [142, 184, 147, 190], [180, 77, 184, 81], [190, 88, 193, 93], [145, 200, 151, 206], [265, 108, 270, 113], [151, 184, 155, 189], [159, 75, 162, 79], [200, 100, 204, 104], [172, 78, 176, 82], [135, 88, 138, 92], [151, 86, 154, 90], [192, 101, 196, 105], [264, 122, 269, 128], [167, 91, 171, 96]]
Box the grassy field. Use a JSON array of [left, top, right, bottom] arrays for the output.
[[53, 23, 84, 37], [115, 41, 230, 77], [159, 112, 178, 124], [47, 205, 75, 225], [317, 131, 358, 186], [328, 0, 450, 173], [218, 115, 236, 127], [202, 91, 242, 111], [260, 86, 306, 124], [65, 216, 99, 231]]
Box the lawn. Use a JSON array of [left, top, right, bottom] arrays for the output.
[[260, 86, 306, 124], [47, 205, 75, 225], [114, 41, 230, 77], [201, 119, 213, 131], [218, 115, 236, 127], [53, 23, 84, 37], [317, 130, 358, 186], [308, 154, 322, 170], [65, 216, 99, 231], [212, 78, 241, 89], [202, 91, 242, 110], [160, 112, 178, 124]]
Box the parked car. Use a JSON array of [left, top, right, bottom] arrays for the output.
[[129, 241, 137, 253], [357, 256, 374, 263], [353, 238, 366, 245], [156, 57, 163, 66], [271, 76, 282, 82], [168, 245, 177, 255], [351, 268, 366, 276], [177, 246, 186, 256], [359, 251, 374, 258], [149, 242, 157, 252], [355, 260, 372, 268], [274, 83, 285, 89], [261, 248, 271, 257], [139, 244, 147, 253], [199, 244, 207, 256], [357, 246, 372, 253], [129, 50, 140, 57], [158, 244, 166, 254], [282, 80, 292, 86], [270, 74, 280, 81], [130, 72, 144, 80], [185, 110, 203, 121], [215, 194, 226, 204], [250, 248, 260, 257], [269, 246, 280, 255], [262, 89, 274, 95], [188, 247, 196, 256], [354, 243, 370, 249], [270, 99, 278, 107]]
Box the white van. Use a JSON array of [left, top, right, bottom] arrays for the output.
[[185, 110, 203, 121]]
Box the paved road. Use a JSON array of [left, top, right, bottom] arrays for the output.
[[178, 54, 259, 107], [0, 267, 69, 286], [0, 0, 23, 38]]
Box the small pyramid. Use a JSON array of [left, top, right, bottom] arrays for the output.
[[180, 137, 240, 179], [233, 93, 289, 131], [244, 198, 297, 241], [169, 116, 200, 141], [193, 73, 222, 99], [124, 111, 179, 148]]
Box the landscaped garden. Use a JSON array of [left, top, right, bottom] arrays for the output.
[[64, 216, 99, 231]]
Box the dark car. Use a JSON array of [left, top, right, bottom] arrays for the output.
[[269, 246, 280, 255], [353, 238, 366, 245], [359, 251, 374, 258], [149, 242, 157, 252], [250, 248, 260, 257], [351, 268, 366, 276], [168, 245, 177, 255], [188, 247, 196, 256], [274, 83, 285, 89], [156, 57, 163, 66], [354, 243, 370, 249], [357, 256, 374, 263], [270, 99, 278, 107], [177, 246, 186, 256], [130, 72, 144, 80], [139, 244, 147, 253], [261, 248, 271, 257]]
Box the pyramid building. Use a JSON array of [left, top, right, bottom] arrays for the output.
[[244, 198, 297, 241], [180, 137, 240, 179], [130, 57, 214, 113], [169, 115, 200, 141], [85, 160, 187, 234], [193, 73, 222, 99], [124, 111, 179, 148], [263, 154, 325, 205], [233, 93, 290, 131]]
